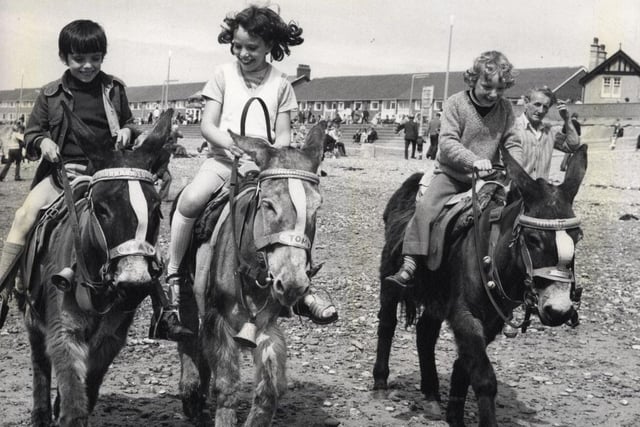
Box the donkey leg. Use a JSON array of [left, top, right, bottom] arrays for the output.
[[372, 284, 400, 391], [27, 324, 53, 427], [244, 326, 287, 427], [416, 313, 442, 414], [446, 357, 470, 427], [179, 287, 208, 420], [448, 317, 497, 427], [205, 317, 240, 426], [49, 324, 91, 427], [85, 312, 134, 412]]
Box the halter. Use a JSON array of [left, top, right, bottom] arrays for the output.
[[471, 169, 582, 332], [58, 166, 162, 312]]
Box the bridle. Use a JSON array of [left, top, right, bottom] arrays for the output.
[[58, 165, 163, 299], [228, 96, 320, 319], [471, 168, 582, 332], [229, 160, 320, 318]]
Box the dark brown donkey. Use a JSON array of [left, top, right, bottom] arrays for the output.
[[24, 105, 171, 426], [374, 145, 587, 426]]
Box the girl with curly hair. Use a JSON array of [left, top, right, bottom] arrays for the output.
[[385, 51, 524, 289], [154, 6, 337, 341]]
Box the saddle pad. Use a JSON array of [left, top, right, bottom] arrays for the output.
[[22, 179, 91, 299], [426, 182, 506, 271]]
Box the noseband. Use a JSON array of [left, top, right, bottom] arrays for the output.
[[471, 171, 582, 331]]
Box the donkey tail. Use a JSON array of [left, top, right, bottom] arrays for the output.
[[379, 172, 423, 328]]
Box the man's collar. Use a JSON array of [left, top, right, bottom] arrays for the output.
[[520, 113, 540, 131]]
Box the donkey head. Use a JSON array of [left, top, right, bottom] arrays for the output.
[[502, 144, 587, 326], [228, 125, 324, 306], [61, 103, 171, 288]]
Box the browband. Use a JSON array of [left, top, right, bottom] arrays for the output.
[[92, 168, 155, 185], [259, 168, 320, 184], [517, 214, 581, 230]]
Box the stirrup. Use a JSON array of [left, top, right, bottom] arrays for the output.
[[148, 306, 194, 341]]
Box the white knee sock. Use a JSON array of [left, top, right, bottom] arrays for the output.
[[167, 211, 197, 276]]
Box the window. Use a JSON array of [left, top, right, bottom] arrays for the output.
[[314, 102, 322, 111], [330, 102, 338, 110], [602, 77, 612, 97], [612, 77, 621, 97], [299, 101, 306, 110], [434, 101, 443, 111], [338, 102, 344, 110], [414, 100, 421, 111], [370, 101, 379, 110], [354, 102, 362, 110], [384, 101, 396, 110]]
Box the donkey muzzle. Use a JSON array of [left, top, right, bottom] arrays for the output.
[[536, 282, 575, 326]]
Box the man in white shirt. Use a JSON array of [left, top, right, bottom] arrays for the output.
[[514, 87, 581, 180]]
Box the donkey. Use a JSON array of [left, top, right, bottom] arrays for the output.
[[22, 105, 171, 427], [373, 145, 587, 426], [177, 125, 325, 426]]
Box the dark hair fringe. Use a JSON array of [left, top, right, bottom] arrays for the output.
[[217, 6, 304, 62], [58, 19, 108, 57]]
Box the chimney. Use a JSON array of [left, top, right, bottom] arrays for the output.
[[296, 64, 311, 80], [597, 43, 607, 65], [588, 37, 600, 70]]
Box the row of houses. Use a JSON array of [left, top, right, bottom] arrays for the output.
[[1, 38, 639, 125]]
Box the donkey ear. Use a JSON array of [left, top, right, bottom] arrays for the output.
[[61, 102, 111, 166], [300, 124, 325, 170], [228, 130, 277, 168], [559, 144, 588, 203], [501, 145, 541, 202], [136, 108, 173, 155]]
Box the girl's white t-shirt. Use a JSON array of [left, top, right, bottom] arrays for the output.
[[201, 61, 298, 163]]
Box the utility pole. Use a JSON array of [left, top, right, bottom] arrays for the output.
[[443, 15, 455, 102], [16, 71, 24, 120]]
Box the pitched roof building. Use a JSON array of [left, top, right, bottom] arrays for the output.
[[579, 38, 640, 104], [292, 66, 586, 122]]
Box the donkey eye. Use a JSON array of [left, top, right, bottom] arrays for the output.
[[524, 232, 544, 250], [261, 199, 276, 213]]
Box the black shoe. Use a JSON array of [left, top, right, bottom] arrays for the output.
[[14, 177, 22, 181], [149, 307, 194, 341], [383, 269, 415, 289]]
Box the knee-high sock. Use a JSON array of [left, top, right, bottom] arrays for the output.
[[402, 255, 417, 275], [166, 211, 196, 276]]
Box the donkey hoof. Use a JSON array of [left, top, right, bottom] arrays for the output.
[[423, 400, 442, 417]]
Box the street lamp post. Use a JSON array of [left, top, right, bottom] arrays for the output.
[[409, 73, 430, 114], [16, 71, 24, 121], [443, 15, 455, 102]]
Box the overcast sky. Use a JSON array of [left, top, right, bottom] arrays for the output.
[[1, 0, 639, 90]]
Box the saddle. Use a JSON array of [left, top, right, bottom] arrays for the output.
[[22, 177, 92, 303], [426, 180, 507, 271], [193, 170, 259, 246]]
